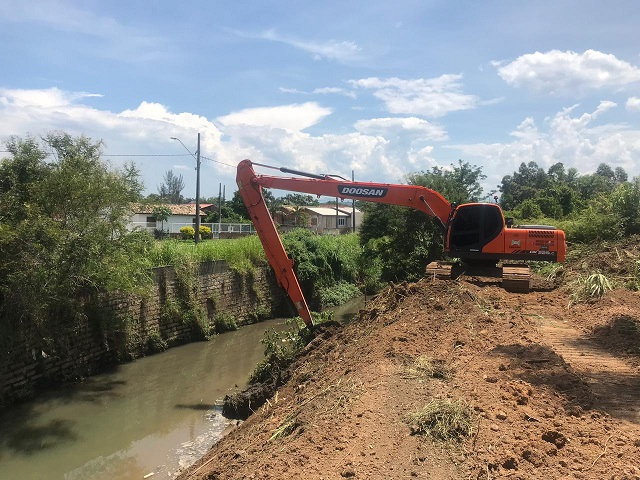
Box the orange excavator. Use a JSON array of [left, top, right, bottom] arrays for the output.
[[236, 159, 567, 326]]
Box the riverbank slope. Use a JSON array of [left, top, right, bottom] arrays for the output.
[[178, 273, 640, 479]]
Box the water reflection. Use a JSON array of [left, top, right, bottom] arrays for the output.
[[0, 319, 288, 480], [0, 296, 366, 480]]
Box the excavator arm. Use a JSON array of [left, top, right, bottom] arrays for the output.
[[236, 159, 453, 326]]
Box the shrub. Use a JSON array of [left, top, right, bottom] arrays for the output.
[[318, 281, 361, 308], [213, 311, 238, 333], [518, 199, 543, 219], [570, 272, 613, 304], [180, 226, 195, 239], [199, 225, 212, 239], [146, 332, 168, 353]]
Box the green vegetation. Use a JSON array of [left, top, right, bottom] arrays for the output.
[[0, 133, 152, 360], [213, 311, 239, 333], [148, 235, 267, 274], [318, 281, 362, 308], [570, 272, 613, 304], [249, 325, 306, 384], [359, 160, 486, 282], [249, 313, 333, 385], [282, 230, 364, 308], [500, 162, 640, 243]]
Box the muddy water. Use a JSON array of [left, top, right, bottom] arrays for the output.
[[0, 297, 366, 480]]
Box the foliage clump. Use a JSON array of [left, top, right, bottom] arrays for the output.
[[0, 133, 152, 358], [213, 311, 238, 333], [249, 314, 333, 385], [282, 230, 363, 308], [570, 272, 613, 304], [180, 225, 195, 240], [199, 225, 212, 239]]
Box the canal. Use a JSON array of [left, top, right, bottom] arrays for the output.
[[0, 297, 365, 480]]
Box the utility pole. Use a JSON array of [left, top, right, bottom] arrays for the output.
[[171, 134, 201, 244], [352, 170, 356, 233], [195, 133, 201, 244], [218, 183, 222, 239]]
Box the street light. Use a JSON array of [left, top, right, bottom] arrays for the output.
[[171, 134, 201, 244]]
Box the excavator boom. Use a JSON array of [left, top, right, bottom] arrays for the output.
[[236, 159, 566, 326], [237, 159, 452, 326]]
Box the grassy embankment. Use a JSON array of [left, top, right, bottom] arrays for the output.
[[148, 230, 365, 309]]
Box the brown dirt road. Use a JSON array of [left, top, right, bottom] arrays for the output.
[[178, 273, 640, 479]]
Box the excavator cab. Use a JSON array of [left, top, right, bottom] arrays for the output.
[[447, 204, 504, 258]]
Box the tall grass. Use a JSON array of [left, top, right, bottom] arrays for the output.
[[149, 236, 267, 273]]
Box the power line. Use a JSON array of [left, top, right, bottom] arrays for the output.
[[200, 155, 236, 169], [103, 153, 193, 157], [2, 149, 238, 168], [1, 151, 194, 157]]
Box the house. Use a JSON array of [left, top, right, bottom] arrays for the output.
[[275, 204, 363, 234], [128, 204, 205, 235]]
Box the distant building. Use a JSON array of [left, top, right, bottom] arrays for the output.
[[127, 204, 205, 234], [274, 204, 362, 234]]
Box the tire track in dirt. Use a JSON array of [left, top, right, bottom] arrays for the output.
[[537, 316, 640, 423]]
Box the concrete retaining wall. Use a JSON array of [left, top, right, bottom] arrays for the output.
[[0, 261, 287, 405]]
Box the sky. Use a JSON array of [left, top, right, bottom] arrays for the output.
[[1, 0, 639, 201]]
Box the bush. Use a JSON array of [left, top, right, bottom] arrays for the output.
[[199, 225, 212, 239], [570, 272, 613, 304], [318, 281, 361, 308], [213, 312, 238, 333], [180, 226, 195, 239], [518, 199, 543, 219]]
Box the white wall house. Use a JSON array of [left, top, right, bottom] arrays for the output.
[[275, 205, 363, 235], [128, 204, 256, 238], [128, 204, 204, 234]]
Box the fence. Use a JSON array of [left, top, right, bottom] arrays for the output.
[[129, 222, 256, 238]]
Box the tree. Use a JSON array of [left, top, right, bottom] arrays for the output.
[[0, 133, 152, 358], [406, 160, 486, 204], [152, 205, 172, 235], [281, 193, 319, 207], [359, 161, 485, 282], [158, 170, 185, 204], [499, 161, 549, 211], [228, 189, 278, 220]]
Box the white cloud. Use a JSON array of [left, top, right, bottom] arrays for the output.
[[496, 49, 640, 94], [3, 87, 639, 201], [279, 86, 357, 99], [312, 87, 357, 99], [216, 102, 332, 131], [446, 102, 640, 189], [354, 117, 447, 141], [627, 97, 640, 111], [0, 88, 225, 192], [253, 29, 362, 63], [350, 75, 480, 118], [0, 87, 101, 108]]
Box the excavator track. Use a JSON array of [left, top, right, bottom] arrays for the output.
[[426, 261, 531, 293], [426, 261, 453, 280], [501, 264, 531, 293]]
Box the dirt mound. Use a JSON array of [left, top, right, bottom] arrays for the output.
[[179, 277, 640, 480]]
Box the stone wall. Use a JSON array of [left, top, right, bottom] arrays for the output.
[[0, 261, 288, 405]]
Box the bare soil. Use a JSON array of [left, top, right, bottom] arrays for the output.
[[178, 250, 640, 479]]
